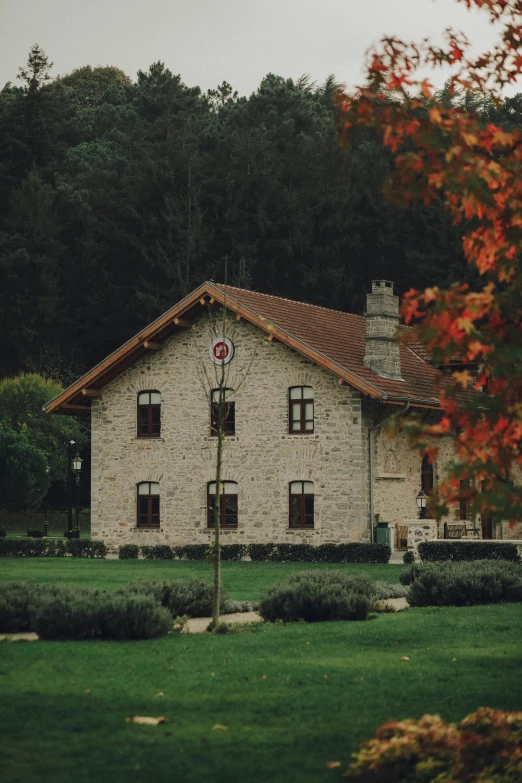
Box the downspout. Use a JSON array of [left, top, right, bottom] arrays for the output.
[[368, 402, 410, 542]]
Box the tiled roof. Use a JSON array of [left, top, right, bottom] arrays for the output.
[[45, 280, 446, 414], [212, 284, 444, 406]]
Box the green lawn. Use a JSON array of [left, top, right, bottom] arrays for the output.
[[0, 558, 402, 601], [1, 560, 521, 782], [1, 603, 521, 783]]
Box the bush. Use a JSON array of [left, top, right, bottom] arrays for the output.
[[42, 539, 66, 557], [26, 528, 45, 538], [0, 538, 47, 557], [400, 563, 424, 586], [66, 539, 107, 558], [418, 540, 520, 563], [33, 592, 172, 641], [345, 708, 522, 782], [222, 599, 256, 613], [141, 544, 173, 560], [248, 543, 278, 561], [247, 542, 390, 563], [174, 544, 209, 561], [406, 560, 522, 607], [372, 581, 409, 600], [403, 550, 415, 564], [259, 571, 372, 622], [0, 582, 71, 632], [126, 579, 227, 618], [119, 544, 139, 560], [220, 544, 247, 561]]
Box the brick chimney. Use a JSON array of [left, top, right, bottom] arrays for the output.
[[363, 280, 402, 380]]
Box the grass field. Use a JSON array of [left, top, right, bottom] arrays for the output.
[[1, 560, 521, 783], [0, 558, 402, 601]]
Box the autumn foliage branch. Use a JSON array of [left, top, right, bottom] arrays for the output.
[[336, 0, 522, 519]]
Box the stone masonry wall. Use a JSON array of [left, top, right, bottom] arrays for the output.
[[90, 314, 369, 549]]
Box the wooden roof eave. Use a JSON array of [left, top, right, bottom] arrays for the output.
[[44, 283, 212, 415]]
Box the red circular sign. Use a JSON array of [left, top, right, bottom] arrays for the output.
[[212, 341, 229, 361], [209, 337, 234, 365]]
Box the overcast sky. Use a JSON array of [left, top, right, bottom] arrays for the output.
[[0, 0, 506, 96]]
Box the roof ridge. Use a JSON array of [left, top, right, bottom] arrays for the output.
[[209, 282, 364, 320]]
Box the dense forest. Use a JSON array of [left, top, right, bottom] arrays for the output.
[[2, 45, 521, 386]]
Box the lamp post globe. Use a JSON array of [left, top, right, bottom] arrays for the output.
[[416, 489, 427, 520]]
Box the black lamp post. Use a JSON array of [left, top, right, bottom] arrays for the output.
[[73, 453, 83, 536], [416, 489, 427, 520], [66, 440, 81, 539]]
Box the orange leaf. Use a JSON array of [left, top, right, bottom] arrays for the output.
[[326, 761, 341, 769]]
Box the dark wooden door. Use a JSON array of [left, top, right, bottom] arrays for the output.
[[481, 512, 493, 540]]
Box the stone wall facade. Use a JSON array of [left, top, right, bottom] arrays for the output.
[[90, 310, 491, 551], [91, 314, 369, 549]]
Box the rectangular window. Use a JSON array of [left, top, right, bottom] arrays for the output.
[[289, 481, 315, 528], [207, 481, 238, 527], [289, 387, 314, 433], [137, 391, 161, 438], [137, 482, 160, 527], [210, 389, 235, 436]]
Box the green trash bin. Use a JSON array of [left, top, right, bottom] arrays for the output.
[[376, 522, 393, 548]]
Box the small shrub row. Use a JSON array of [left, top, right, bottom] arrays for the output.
[[118, 541, 390, 562], [345, 708, 522, 783], [0, 538, 106, 558], [126, 578, 225, 618], [118, 544, 139, 559], [401, 560, 522, 607], [0, 582, 171, 639], [258, 571, 374, 622], [418, 540, 519, 562], [34, 592, 171, 640]]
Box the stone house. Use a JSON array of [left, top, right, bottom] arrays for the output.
[[45, 280, 487, 551]]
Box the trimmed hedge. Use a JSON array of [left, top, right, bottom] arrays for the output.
[[405, 560, 522, 607], [175, 544, 209, 561], [403, 551, 415, 565], [0, 538, 47, 556], [220, 544, 248, 561], [259, 571, 373, 622], [33, 592, 172, 641], [66, 539, 107, 558], [0, 582, 68, 632], [418, 540, 520, 563], [118, 544, 139, 560], [248, 543, 278, 561], [248, 542, 391, 563], [141, 544, 173, 560]]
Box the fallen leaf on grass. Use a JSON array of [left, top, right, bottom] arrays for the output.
[[126, 716, 166, 725], [323, 675, 328, 679], [400, 656, 410, 662], [85, 689, 91, 694], [262, 674, 267, 679], [453, 657, 457, 662], [155, 691, 165, 697], [212, 724, 228, 731], [326, 761, 341, 769]]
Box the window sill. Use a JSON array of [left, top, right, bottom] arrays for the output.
[[132, 437, 165, 442], [287, 527, 315, 531], [136, 526, 162, 531]]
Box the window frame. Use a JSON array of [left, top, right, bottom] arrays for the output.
[[288, 386, 314, 434], [136, 481, 160, 528], [288, 481, 315, 528], [207, 481, 238, 528], [210, 388, 235, 437], [137, 390, 161, 438]]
